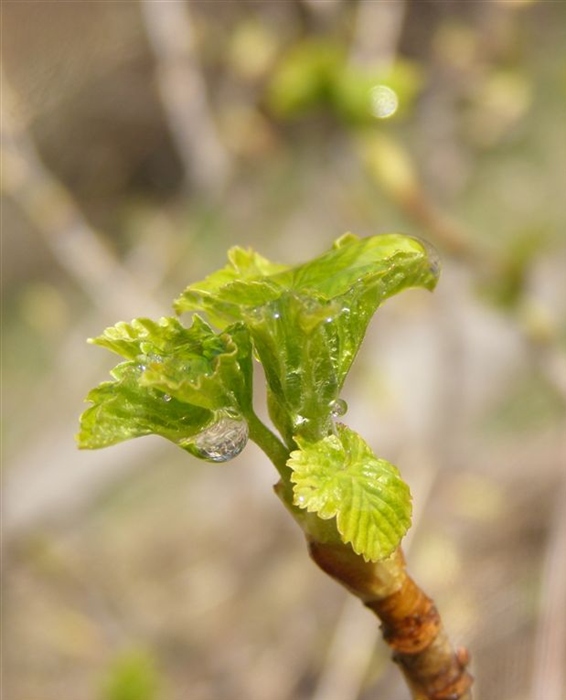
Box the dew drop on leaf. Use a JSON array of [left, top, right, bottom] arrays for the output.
[[163, 394, 172, 402], [414, 237, 441, 278], [138, 353, 163, 373], [188, 413, 249, 462], [329, 398, 348, 418]]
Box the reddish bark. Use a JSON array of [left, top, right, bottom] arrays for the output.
[[308, 539, 473, 700]]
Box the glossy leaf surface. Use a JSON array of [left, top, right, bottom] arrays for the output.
[[175, 233, 439, 441], [77, 316, 253, 452], [288, 425, 412, 561]]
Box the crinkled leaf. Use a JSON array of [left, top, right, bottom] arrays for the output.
[[141, 323, 254, 413], [175, 233, 439, 441], [77, 316, 254, 451], [288, 425, 412, 562], [175, 249, 287, 327], [175, 233, 439, 324], [77, 362, 213, 450]]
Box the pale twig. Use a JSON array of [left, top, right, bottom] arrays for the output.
[[300, 0, 343, 27], [349, 0, 407, 70], [139, 0, 230, 197], [530, 462, 566, 700], [1, 74, 163, 319]]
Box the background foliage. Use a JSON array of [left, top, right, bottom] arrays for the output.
[[3, 2, 565, 699]]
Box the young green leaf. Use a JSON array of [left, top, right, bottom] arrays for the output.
[[175, 234, 439, 326], [77, 316, 254, 457], [77, 361, 213, 450], [175, 233, 439, 442], [288, 425, 412, 562], [174, 249, 288, 328]]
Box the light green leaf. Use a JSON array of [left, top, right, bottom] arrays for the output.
[[175, 233, 439, 442], [77, 362, 213, 450], [140, 322, 254, 413], [175, 233, 439, 325], [174, 248, 287, 327], [77, 316, 254, 453], [288, 425, 412, 561]]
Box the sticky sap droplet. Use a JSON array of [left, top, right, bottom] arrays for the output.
[[187, 414, 249, 462]]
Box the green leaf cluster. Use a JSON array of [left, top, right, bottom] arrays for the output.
[[175, 233, 438, 443], [77, 316, 253, 456], [78, 233, 439, 560]]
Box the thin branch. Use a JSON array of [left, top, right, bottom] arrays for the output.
[[349, 0, 407, 71], [530, 467, 566, 700], [300, 0, 343, 29], [1, 73, 163, 319], [139, 0, 230, 198]]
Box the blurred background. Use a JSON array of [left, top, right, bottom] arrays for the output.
[[2, 1, 566, 699]]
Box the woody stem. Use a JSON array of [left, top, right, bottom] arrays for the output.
[[307, 541, 473, 700]]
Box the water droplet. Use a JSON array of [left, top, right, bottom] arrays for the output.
[[370, 85, 399, 119], [163, 394, 172, 402], [138, 353, 163, 373], [186, 413, 249, 462], [272, 310, 281, 320], [296, 494, 306, 506], [412, 237, 441, 278], [329, 398, 348, 418]]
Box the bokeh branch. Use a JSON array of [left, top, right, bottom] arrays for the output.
[[1, 73, 162, 318], [360, 132, 566, 405], [530, 470, 566, 700], [140, 0, 230, 198], [350, 0, 407, 70]]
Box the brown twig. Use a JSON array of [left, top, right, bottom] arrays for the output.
[[308, 542, 473, 700]]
